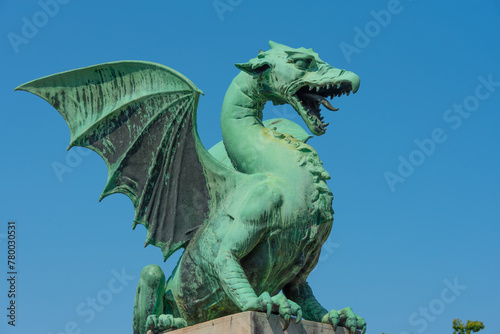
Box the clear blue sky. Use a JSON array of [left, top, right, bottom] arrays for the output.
[[1, 1, 499, 334]]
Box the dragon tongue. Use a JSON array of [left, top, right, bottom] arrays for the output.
[[321, 99, 339, 111], [303, 93, 324, 101], [302, 93, 339, 111]]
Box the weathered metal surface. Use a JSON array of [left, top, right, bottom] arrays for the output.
[[17, 41, 364, 334]]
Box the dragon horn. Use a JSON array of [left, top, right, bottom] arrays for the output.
[[268, 40, 288, 49]]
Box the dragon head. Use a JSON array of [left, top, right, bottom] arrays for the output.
[[235, 41, 360, 136]]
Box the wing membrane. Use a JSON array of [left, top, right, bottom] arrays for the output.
[[16, 61, 212, 260]]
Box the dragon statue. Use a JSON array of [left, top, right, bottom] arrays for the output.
[[16, 41, 365, 334]]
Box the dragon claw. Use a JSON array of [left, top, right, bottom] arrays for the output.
[[258, 292, 273, 318], [283, 314, 291, 331], [271, 292, 302, 330], [145, 314, 187, 333], [146, 315, 158, 330], [332, 319, 339, 332], [357, 316, 367, 334], [296, 308, 303, 323], [322, 307, 365, 334], [245, 292, 302, 329]]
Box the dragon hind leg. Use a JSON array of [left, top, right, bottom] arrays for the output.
[[133, 264, 187, 334]]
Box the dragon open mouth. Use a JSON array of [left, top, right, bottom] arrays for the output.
[[290, 81, 355, 135]]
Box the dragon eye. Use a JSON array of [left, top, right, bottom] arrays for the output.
[[294, 58, 312, 70]]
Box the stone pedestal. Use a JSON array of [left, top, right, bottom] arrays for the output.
[[166, 311, 349, 334]]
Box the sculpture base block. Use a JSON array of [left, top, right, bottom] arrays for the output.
[[166, 311, 349, 334]]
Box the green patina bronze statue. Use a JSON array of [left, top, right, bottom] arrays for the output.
[[16, 41, 365, 334]]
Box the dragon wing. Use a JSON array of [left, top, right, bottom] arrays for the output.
[[16, 61, 236, 261]]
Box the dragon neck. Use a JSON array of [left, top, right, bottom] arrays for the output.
[[220, 72, 268, 173], [220, 72, 321, 177], [220, 72, 334, 223], [221, 72, 333, 222], [222, 72, 307, 174]]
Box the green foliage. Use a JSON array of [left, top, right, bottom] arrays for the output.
[[453, 319, 485, 334]]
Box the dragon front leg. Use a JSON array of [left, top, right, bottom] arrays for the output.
[[214, 182, 302, 329], [284, 281, 328, 322], [283, 249, 366, 334], [284, 281, 365, 333]]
